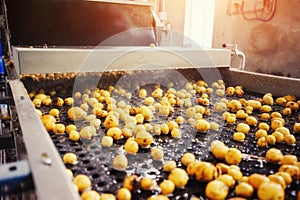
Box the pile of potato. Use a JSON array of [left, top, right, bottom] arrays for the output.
[[29, 77, 300, 200]]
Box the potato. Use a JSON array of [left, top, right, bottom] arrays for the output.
[[73, 174, 91, 192], [147, 195, 169, 200], [265, 148, 283, 163], [247, 173, 269, 190], [210, 140, 228, 159], [79, 126, 96, 139], [65, 124, 77, 134], [168, 168, 189, 188], [69, 130, 80, 141], [216, 174, 235, 187], [268, 174, 286, 189], [117, 188, 131, 200], [124, 140, 139, 154], [68, 107, 87, 121], [205, 180, 228, 200], [171, 128, 182, 138], [181, 152, 196, 166], [113, 154, 128, 171], [280, 155, 298, 165], [41, 114, 56, 126], [194, 162, 217, 182], [45, 121, 55, 132], [235, 182, 254, 198], [103, 114, 119, 129], [227, 100, 242, 112], [225, 148, 242, 165], [140, 177, 153, 190], [81, 190, 100, 200], [257, 181, 284, 200], [233, 132, 246, 142], [53, 123, 65, 135], [159, 180, 175, 195], [63, 152, 77, 165], [279, 164, 300, 179], [193, 119, 210, 132], [262, 93, 274, 105], [163, 160, 177, 172], [236, 123, 250, 134], [135, 131, 153, 148], [99, 193, 116, 200], [64, 97, 74, 105], [101, 136, 113, 147], [90, 118, 101, 129], [107, 127, 122, 140]]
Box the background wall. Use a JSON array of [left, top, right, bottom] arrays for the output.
[[212, 0, 300, 78], [164, 0, 185, 33]]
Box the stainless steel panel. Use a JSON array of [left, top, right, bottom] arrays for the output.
[[13, 47, 231, 74]]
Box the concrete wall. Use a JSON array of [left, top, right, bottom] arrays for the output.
[[212, 0, 300, 78]]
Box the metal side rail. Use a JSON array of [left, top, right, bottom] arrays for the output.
[[9, 79, 80, 200]]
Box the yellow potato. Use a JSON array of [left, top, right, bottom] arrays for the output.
[[205, 180, 228, 200], [124, 140, 139, 154], [65, 124, 77, 134], [140, 177, 153, 190], [159, 180, 175, 195], [113, 154, 128, 171], [68, 107, 87, 121], [225, 148, 242, 165], [117, 188, 131, 200], [80, 126, 96, 139], [265, 148, 283, 163], [163, 160, 177, 172], [193, 119, 210, 132], [181, 152, 196, 166], [41, 114, 56, 126], [81, 190, 100, 200], [107, 127, 122, 140], [210, 140, 228, 159], [73, 174, 91, 192], [135, 131, 153, 148], [194, 162, 217, 182], [236, 123, 250, 134], [216, 174, 235, 188], [62, 152, 77, 165], [151, 147, 164, 160], [101, 136, 113, 147], [69, 130, 80, 141], [168, 168, 189, 188], [247, 173, 269, 190], [53, 123, 65, 135], [235, 182, 254, 198], [257, 181, 284, 200]]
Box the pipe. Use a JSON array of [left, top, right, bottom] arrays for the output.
[[235, 49, 245, 71], [222, 43, 246, 70]]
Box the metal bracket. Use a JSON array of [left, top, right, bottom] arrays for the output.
[[0, 160, 34, 196], [0, 96, 14, 105]]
